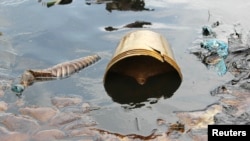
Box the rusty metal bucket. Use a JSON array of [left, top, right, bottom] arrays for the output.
[[104, 30, 182, 104]]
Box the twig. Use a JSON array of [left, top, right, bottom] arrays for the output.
[[135, 117, 140, 131], [208, 10, 211, 22]]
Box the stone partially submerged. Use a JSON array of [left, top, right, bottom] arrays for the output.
[[19, 107, 58, 122]]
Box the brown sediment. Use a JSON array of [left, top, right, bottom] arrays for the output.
[[166, 122, 185, 135]]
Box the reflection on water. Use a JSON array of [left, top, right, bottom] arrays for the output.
[[41, 0, 154, 12], [86, 0, 153, 12], [105, 21, 152, 31], [38, 0, 73, 8], [0, 0, 29, 6]]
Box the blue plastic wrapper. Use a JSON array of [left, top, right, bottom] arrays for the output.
[[11, 84, 25, 94], [206, 59, 227, 76], [201, 39, 228, 58], [214, 59, 227, 76]]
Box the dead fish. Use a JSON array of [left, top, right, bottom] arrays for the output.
[[11, 54, 101, 94]]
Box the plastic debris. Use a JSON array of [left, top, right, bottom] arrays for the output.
[[200, 39, 228, 58], [214, 59, 227, 76], [202, 26, 213, 36], [200, 39, 228, 76], [11, 54, 101, 95]]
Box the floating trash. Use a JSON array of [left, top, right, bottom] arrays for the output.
[[199, 39, 229, 76], [214, 59, 227, 76], [103, 30, 182, 104], [202, 25, 213, 36], [11, 54, 101, 95], [202, 53, 227, 76], [200, 39, 228, 58]]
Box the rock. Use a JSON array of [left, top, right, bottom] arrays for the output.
[[82, 103, 100, 113], [0, 101, 8, 112], [49, 112, 81, 127], [51, 96, 82, 108], [19, 107, 58, 122], [1, 123, 30, 141], [68, 128, 95, 137], [0, 89, 4, 97], [32, 129, 65, 141], [1, 132, 30, 141], [63, 116, 97, 131], [0, 114, 40, 133], [15, 98, 25, 107]]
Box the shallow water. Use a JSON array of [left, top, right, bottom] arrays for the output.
[[1, 0, 249, 140]]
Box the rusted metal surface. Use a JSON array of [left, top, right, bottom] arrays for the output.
[[104, 30, 182, 104]]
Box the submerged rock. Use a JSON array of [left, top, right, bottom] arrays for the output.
[[31, 129, 65, 141], [51, 96, 82, 108], [0, 127, 29, 141], [62, 117, 97, 131], [0, 114, 40, 133], [19, 107, 58, 122], [1, 132, 30, 141], [68, 128, 95, 137], [0, 101, 8, 112], [49, 112, 81, 127]]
